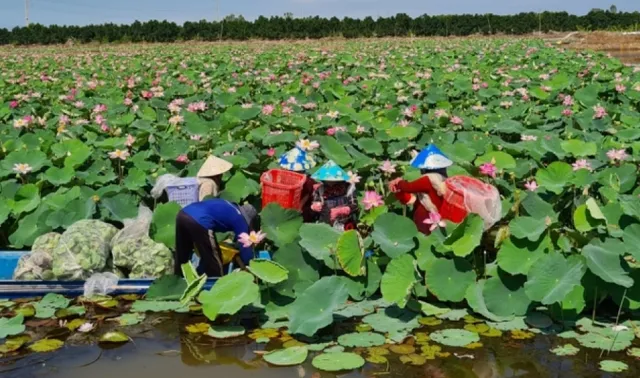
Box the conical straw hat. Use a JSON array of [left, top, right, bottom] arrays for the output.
[[197, 155, 233, 177]]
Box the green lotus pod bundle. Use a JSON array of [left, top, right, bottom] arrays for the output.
[[51, 220, 118, 280], [31, 233, 61, 255], [13, 232, 61, 281]]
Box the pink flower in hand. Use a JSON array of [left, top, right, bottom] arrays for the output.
[[362, 191, 384, 211], [330, 206, 351, 221], [479, 163, 497, 178], [237, 230, 267, 248], [524, 181, 538, 192], [424, 212, 446, 232], [311, 202, 323, 212]]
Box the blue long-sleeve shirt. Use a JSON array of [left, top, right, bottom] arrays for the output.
[[182, 199, 254, 265]]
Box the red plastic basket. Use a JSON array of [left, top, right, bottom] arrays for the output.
[[260, 169, 307, 210]]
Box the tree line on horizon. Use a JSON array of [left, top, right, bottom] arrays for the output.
[[0, 9, 639, 45]]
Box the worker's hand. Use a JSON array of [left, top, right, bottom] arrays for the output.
[[388, 178, 402, 193]]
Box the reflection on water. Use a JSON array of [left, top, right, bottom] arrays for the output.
[[1, 314, 637, 378]]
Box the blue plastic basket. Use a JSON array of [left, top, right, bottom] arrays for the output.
[[166, 177, 199, 207], [0, 251, 28, 280]]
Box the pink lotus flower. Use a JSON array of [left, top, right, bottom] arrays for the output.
[[267, 148, 275, 157], [572, 159, 593, 172], [562, 108, 573, 117], [606, 149, 628, 162], [176, 154, 189, 163], [237, 230, 267, 248], [356, 125, 366, 134], [73, 101, 84, 109], [500, 101, 513, 109], [190, 135, 202, 141], [141, 91, 153, 99], [93, 104, 107, 113], [521, 135, 537, 142], [524, 181, 538, 192], [187, 101, 207, 112], [347, 171, 361, 185], [593, 105, 607, 119], [282, 106, 293, 115], [108, 149, 130, 160], [615, 84, 626, 93], [9, 100, 18, 109], [362, 191, 384, 211], [479, 163, 497, 178], [297, 139, 320, 151], [562, 95, 574, 106], [379, 160, 396, 174], [124, 98, 133, 106], [262, 104, 275, 116], [125, 134, 135, 147], [424, 212, 446, 232], [169, 115, 184, 126], [311, 202, 323, 212], [100, 123, 110, 132], [450, 116, 463, 125], [326, 127, 336, 136]]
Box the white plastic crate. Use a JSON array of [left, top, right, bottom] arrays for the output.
[[166, 177, 199, 207]]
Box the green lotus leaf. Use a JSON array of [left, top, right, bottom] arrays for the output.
[[525, 312, 553, 329], [123, 167, 147, 190], [320, 137, 353, 166], [623, 224, 640, 261], [43, 166, 75, 185], [464, 280, 513, 322], [365, 259, 383, 298], [550, 344, 580, 356], [430, 329, 480, 347], [114, 313, 145, 326], [28, 338, 64, 353], [598, 164, 637, 194], [381, 254, 419, 308], [619, 195, 640, 220], [150, 202, 182, 249], [356, 138, 384, 156], [273, 243, 319, 298], [524, 254, 586, 305], [509, 216, 548, 242], [493, 119, 525, 134], [521, 192, 557, 220], [263, 346, 308, 366], [573, 204, 605, 232], [599, 360, 628, 373], [248, 259, 289, 284], [98, 331, 128, 343], [497, 235, 550, 275], [334, 301, 376, 318], [583, 238, 633, 288], [219, 172, 260, 203], [475, 151, 516, 170], [198, 271, 260, 321], [0, 314, 25, 339], [442, 214, 484, 257], [289, 276, 349, 337], [561, 140, 597, 157], [101, 193, 138, 222], [336, 230, 364, 276], [55, 306, 86, 318], [535, 162, 573, 194], [1, 150, 48, 176], [483, 274, 531, 317], [131, 300, 187, 313], [363, 307, 420, 334], [436, 308, 469, 321], [338, 332, 385, 347], [208, 325, 246, 339], [10, 184, 41, 215], [425, 258, 476, 302], [33, 293, 70, 319], [388, 126, 419, 140], [146, 275, 188, 301], [487, 317, 529, 331], [371, 213, 418, 258], [312, 352, 364, 371], [180, 273, 207, 305], [298, 223, 341, 264], [261, 203, 303, 248]]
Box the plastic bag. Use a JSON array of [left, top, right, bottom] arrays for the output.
[[444, 176, 502, 230], [13, 252, 54, 280], [52, 220, 118, 280], [111, 205, 153, 269], [84, 272, 119, 297], [128, 237, 174, 278], [151, 174, 182, 199], [32, 232, 61, 255]]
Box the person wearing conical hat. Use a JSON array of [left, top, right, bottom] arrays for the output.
[[197, 155, 233, 201], [279, 146, 317, 222], [310, 160, 359, 230], [389, 144, 454, 235]]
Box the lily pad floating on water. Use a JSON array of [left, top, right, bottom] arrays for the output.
[[28, 338, 64, 353], [436, 309, 469, 321], [334, 301, 376, 318], [324, 345, 345, 353], [337, 332, 385, 347], [419, 317, 443, 326], [113, 313, 145, 326], [510, 330, 535, 340], [627, 347, 640, 358], [362, 307, 420, 334], [366, 354, 388, 364], [599, 360, 628, 373], [99, 331, 129, 343], [430, 329, 480, 347], [400, 353, 427, 366], [550, 344, 580, 356], [464, 323, 503, 337], [0, 314, 25, 339], [263, 346, 308, 366], [248, 328, 280, 340], [312, 352, 365, 371], [131, 300, 186, 313], [0, 335, 31, 354], [208, 326, 246, 339], [55, 305, 86, 318], [487, 317, 529, 331], [307, 342, 335, 351], [389, 344, 416, 355], [525, 312, 553, 329], [248, 259, 289, 284], [33, 293, 71, 318], [185, 323, 210, 334]]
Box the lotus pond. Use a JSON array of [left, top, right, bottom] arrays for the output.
[[1, 38, 640, 376]]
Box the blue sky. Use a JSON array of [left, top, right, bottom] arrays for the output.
[[1, 0, 637, 29]]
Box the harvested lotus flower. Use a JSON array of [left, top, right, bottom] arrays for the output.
[[238, 231, 267, 248], [424, 212, 446, 232]]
